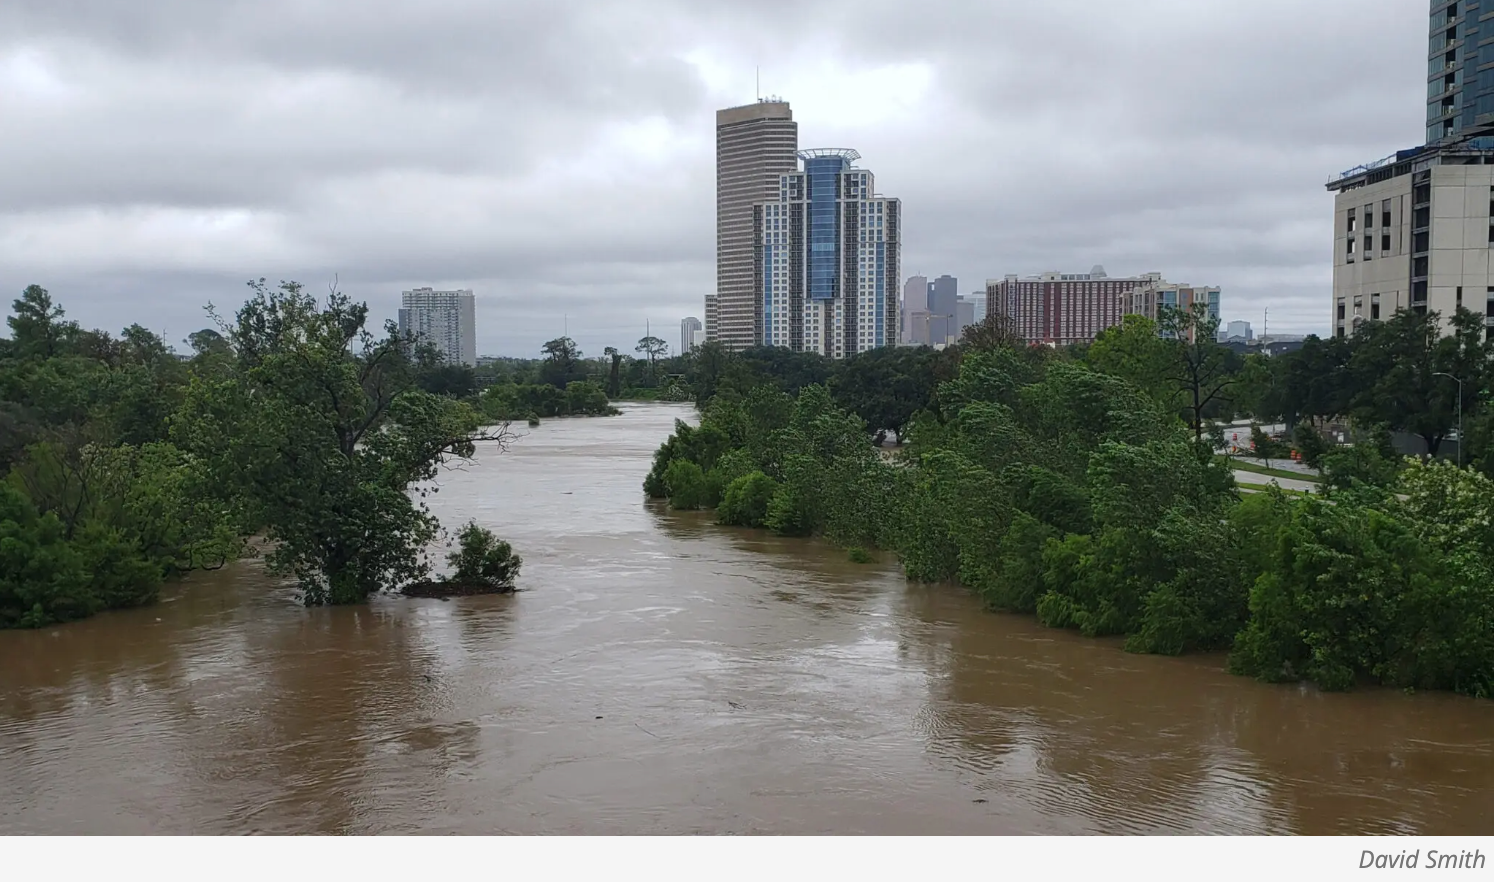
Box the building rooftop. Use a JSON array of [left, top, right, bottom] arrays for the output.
[[1327, 138, 1494, 192]]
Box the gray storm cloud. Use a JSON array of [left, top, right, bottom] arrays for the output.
[[0, 0, 1423, 355]]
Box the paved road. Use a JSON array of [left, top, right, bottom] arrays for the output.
[[1231, 468, 1320, 494]]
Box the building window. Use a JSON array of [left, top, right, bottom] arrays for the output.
[[1347, 209, 1357, 233], [1382, 199, 1392, 228], [1383, 233, 1392, 253], [1365, 205, 1375, 228], [1337, 300, 1346, 321], [1364, 236, 1373, 259]]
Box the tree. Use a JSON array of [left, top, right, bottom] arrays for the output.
[[540, 337, 583, 389], [686, 341, 731, 406], [635, 336, 669, 386], [177, 279, 510, 606], [830, 346, 938, 441], [1159, 303, 1235, 442], [446, 521, 523, 589], [415, 362, 478, 399], [603, 346, 623, 398], [959, 312, 1024, 352], [7, 285, 77, 361], [1087, 314, 1178, 410]]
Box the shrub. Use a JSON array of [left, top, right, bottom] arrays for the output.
[[847, 547, 873, 564], [718, 471, 778, 528], [446, 521, 522, 589], [664, 459, 710, 510]]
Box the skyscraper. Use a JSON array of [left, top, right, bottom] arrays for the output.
[[901, 275, 929, 344], [680, 316, 703, 355], [716, 100, 799, 350], [398, 288, 476, 367], [927, 274, 959, 344], [1428, 2, 1491, 146], [753, 148, 901, 358]]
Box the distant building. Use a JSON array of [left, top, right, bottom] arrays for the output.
[[985, 266, 1137, 346], [969, 292, 988, 325], [398, 287, 476, 367], [927, 275, 959, 345], [901, 275, 960, 345], [955, 296, 976, 340], [986, 267, 1220, 345], [754, 148, 900, 358], [681, 316, 703, 354], [704, 295, 720, 343], [1124, 279, 1222, 344], [901, 275, 929, 344], [1218, 320, 1253, 343], [691, 327, 707, 350]]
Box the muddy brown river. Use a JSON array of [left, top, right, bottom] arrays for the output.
[[2, 402, 1492, 835]]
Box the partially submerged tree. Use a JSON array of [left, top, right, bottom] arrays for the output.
[[176, 279, 513, 606]]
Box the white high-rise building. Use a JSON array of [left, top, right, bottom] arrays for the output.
[[398, 288, 476, 367], [754, 149, 901, 359]]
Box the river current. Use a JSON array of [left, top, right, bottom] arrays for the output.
[[1, 402, 1491, 834]]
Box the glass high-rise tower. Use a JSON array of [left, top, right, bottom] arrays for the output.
[[1428, 0, 1494, 145], [753, 149, 901, 359]]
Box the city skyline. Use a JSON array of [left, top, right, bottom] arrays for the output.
[[0, 1, 1422, 356]]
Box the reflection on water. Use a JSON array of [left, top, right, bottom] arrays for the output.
[[1, 402, 1492, 834]]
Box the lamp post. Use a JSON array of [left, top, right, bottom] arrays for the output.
[[1434, 372, 1464, 468], [920, 313, 953, 346]]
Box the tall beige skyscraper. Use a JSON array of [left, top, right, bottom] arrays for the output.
[[716, 100, 797, 350]]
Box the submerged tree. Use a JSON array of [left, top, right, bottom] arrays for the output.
[[176, 279, 513, 606]]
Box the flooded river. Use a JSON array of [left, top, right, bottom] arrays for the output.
[[2, 402, 1492, 835]]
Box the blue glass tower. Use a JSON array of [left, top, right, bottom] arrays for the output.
[[1428, 0, 1494, 145], [753, 149, 901, 358]]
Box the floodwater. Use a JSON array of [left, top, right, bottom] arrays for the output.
[[2, 402, 1492, 835]]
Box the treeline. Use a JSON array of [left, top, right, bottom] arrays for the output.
[[473, 335, 692, 405], [644, 309, 1494, 698], [0, 282, 522, 627]]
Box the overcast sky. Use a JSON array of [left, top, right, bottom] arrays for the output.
[[1, 0, 1423, 356]]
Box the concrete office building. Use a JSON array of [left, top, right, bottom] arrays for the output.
[[398, 287, 476, 367], [1327, 141, 1494, 338], [716, 100, 799, 350], [681, 317, 703, 354], [753, 148, 901, 358]]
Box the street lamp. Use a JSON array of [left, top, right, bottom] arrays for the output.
[[1434, 372, 1464, 468], [918, 313, 954, 346]]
